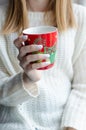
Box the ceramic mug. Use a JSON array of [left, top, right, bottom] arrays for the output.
[[23, 26, 58, 70]]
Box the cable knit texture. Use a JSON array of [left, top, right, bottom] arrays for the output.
[[0, 4, 86, 130]]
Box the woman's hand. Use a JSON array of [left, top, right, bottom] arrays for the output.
[[14, 35, 50, 82]]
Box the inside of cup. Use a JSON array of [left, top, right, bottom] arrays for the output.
[[23, 26, 57, 34]]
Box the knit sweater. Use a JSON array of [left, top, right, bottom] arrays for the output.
[[0, 4, 86, 130]]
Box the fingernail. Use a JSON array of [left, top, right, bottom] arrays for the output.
[[20, 35, 28, 40], [37, 45, 43, 49], [23, 35, 28, 40], [44, 54, 50, 58], [44, 61, 51, 65]]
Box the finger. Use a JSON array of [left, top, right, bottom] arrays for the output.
[[14, 35, 28, 49], [32, 61, 51, 69], [19, 45, 43, 59], [24, 61, 51, 72], [20, 54, 50, 68]]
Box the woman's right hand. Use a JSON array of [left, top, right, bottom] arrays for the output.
[[14, 35, 50, 83]]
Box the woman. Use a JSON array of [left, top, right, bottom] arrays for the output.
[[0, 0, 86, 130]]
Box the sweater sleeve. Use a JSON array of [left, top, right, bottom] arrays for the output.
[[0, 70, 39, 107], [0, 6, 39, 107], [61, 4, 86, 130], [0, 49, 39, 106]]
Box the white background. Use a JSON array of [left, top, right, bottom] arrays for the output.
[[0, 0, 8, 5]]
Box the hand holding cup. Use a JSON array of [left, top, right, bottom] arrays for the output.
[[14, 35, 50, 82]]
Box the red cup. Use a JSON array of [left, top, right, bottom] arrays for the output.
[[23, 26, 58, 70]]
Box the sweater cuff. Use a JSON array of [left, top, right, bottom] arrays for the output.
[[61, 90, 86, 130]]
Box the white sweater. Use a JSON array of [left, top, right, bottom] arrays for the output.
[[0, 4, 86, 130]]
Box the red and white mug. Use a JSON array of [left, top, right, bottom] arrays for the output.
[[23, 26, 58, 70]]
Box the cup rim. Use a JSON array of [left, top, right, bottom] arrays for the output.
[[23, 26, 58, 35]]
